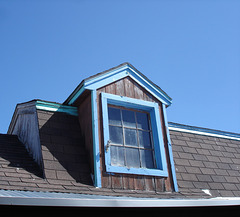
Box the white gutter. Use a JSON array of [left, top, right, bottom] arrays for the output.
[[0, 190, 239, 207]]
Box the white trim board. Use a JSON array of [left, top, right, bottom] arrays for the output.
[[0, 190, 240, 207], [168, 123, 240, 141]]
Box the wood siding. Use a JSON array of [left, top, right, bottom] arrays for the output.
[[76, 92, 94, 175], [97, 77, 173, 192]]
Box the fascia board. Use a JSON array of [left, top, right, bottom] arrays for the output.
[[84, 64, 130, 88], [69, 65, 172, 106], [127, 67, 172, 106], [66, 84, 86, 105], [36, 100, 78, 116]]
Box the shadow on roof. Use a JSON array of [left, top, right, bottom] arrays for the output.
[[38, 111, 93, 186], [0, 134, 44, 178]]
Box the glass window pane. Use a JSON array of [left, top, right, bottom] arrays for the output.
[[108, 107, 122, 126], [109, 126, 123, 145], [124, 128, 138, 147], [138, 131, 152, 149], [140, 149, 155, 169], [126, 148, 140, 168], [122, 110, 136, 128], [110, 146, 125, 167], [136, 112, 149, 130]]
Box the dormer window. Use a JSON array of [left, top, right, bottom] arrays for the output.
[[64, 63, 177, 191], [101, 92, 168, 177]]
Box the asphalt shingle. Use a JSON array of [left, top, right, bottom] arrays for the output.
[[171, 130, 240, 197]]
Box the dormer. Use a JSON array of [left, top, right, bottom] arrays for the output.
[[64, 62, 178, 191]]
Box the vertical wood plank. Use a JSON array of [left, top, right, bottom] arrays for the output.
[[134, 176, 145, 190], [145, 176, 155, 191], [133, 83, 144, 100], [112, 174, 123, 189], [115, 79, 125, 96], [122, 175, 129, 190], [128, 175, 135, 190], [155, 178, 165, 192], [105, 82, 116, 94], [124, 77, 134, 98]]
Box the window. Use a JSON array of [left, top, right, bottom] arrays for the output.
[[108, 106, 156, 169], [101, 92, 168, 177]]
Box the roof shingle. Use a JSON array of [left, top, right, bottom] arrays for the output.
[[170, 130, 240, 197]]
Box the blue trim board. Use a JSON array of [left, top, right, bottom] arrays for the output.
[[101, 92, 168, 177], [36, 100, 78, 116], [169, 122, 240, 141], [66, 63, 172, 106], [162, 105, 178, 192], [91, 90, 102, 187]]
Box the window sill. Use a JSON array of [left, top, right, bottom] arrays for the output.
[[106, 165, 168, 177]]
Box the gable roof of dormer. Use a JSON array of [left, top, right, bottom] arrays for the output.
[[64, 62, 172, 106]]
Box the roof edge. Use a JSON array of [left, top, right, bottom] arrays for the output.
[[169, 122, 240, 141], [64, 62, 172, 106], [36, 100, 78, 116], [0, 189, 240, 207]]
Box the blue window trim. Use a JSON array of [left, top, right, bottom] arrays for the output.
[[162, 104, 178, 192], [91, 90, 102, 188], [101, 92, 168, 177]]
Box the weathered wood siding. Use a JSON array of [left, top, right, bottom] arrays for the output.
[[76, 92, 94, 175], [97, 77, 173, 192]]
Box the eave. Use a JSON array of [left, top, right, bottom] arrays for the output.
[[63, 63, 172, 106]]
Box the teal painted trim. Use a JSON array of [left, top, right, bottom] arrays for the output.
[[91, 90, 102, 188], [85, 65, 130, 89], [66, 64, 172, 106], [36, 100, 78, 116], [127, 68, 172, 105], [101, 92, 168, 177], [168, 122, 240, 141], [68, 85, 85, 105], [86, 70, 129, 91], [162, 105, 178, 192], [86, 67, 172, 106]]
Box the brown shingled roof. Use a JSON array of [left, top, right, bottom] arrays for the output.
[[1, 107, 240, 199], [171, 130, 240, 197]]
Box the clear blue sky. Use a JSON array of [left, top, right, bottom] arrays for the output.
[[1, 0, 240, 134]]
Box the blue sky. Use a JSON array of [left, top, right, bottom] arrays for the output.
[[0, 0, 240, 133]]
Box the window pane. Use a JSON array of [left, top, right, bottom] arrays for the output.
[[136, 112, 149, 130], [124, 128, 138, 147], [126, 148, 140, 168], [109, 126, 123, 145], [122, 110, 136, 128], [108, 107, 121, 126], [138, 131, 151, 149], [110, 146, 125, 167], [140, 149, 155, 169]]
